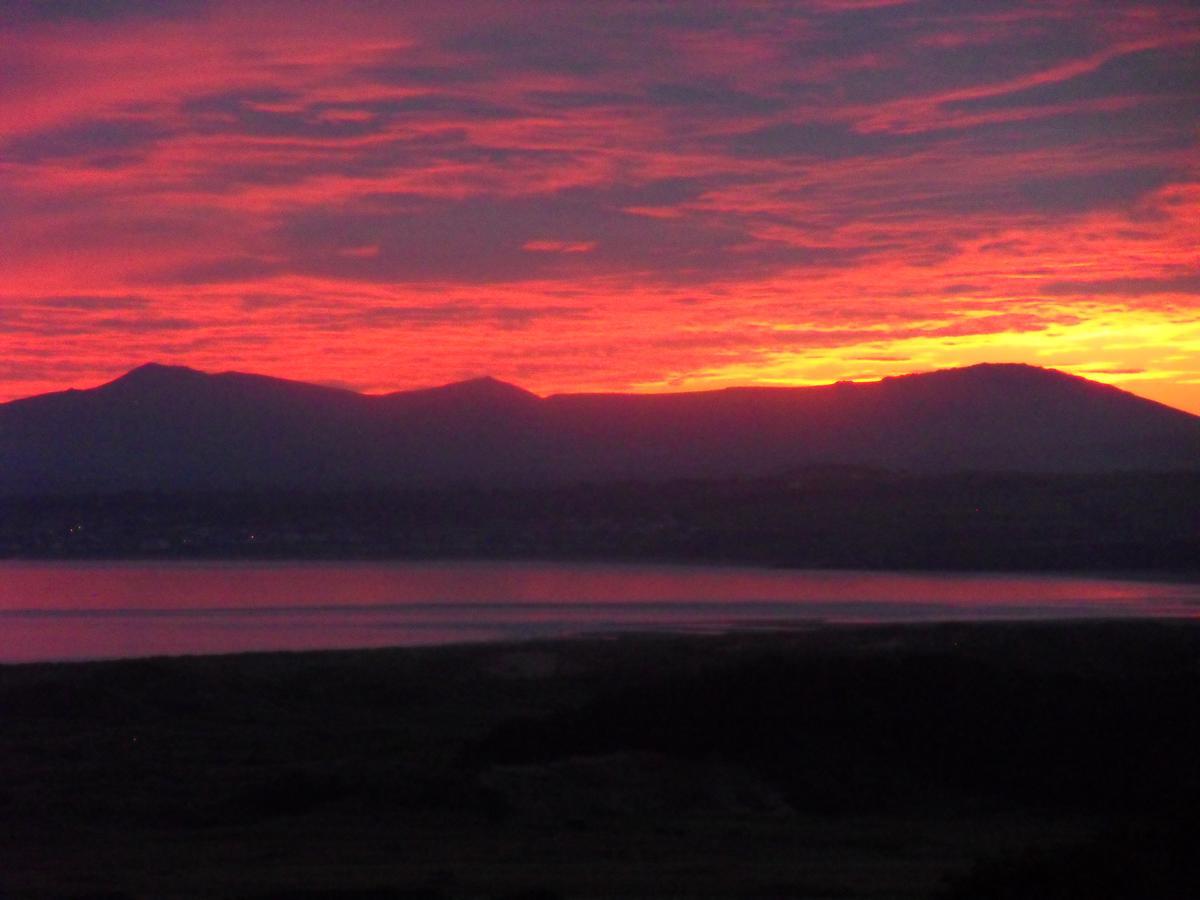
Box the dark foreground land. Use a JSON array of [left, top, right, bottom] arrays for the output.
[[3, 622, 1199, 899]]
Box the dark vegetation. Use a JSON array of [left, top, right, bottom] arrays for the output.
[[3, 469, 1198, 573], [2, 623, 1199, 898]]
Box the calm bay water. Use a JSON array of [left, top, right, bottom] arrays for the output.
[[1, 559, 1197, 663]]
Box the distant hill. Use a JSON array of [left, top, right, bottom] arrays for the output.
[[0, 363, 1197, 495]]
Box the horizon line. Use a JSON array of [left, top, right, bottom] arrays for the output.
[[5, 359, 1197, 419]]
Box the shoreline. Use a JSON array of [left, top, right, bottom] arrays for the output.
[[3, 562, 1199, 666], [6, 614, 1200, 670], [4, 550, 1199, 582]]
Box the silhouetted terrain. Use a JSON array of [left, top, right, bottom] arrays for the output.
[[5, 366, 1198, 898], [4, 470, 1198, 572], [2, 624, 1198, 898], [2, 363, 1197, 495]]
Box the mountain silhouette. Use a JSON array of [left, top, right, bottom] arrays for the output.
[[1, 363, 1197, 494]]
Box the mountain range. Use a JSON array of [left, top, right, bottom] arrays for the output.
[[1, 363, 1197, 495]]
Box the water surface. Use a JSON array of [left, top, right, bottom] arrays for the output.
[[1, 560, 1196, 662]]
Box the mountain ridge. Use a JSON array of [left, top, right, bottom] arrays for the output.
[[1, 362, 1197, 496], [34, 360, 1197, 416]]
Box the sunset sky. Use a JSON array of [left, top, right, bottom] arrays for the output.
[[2, 0, 1198, 411]]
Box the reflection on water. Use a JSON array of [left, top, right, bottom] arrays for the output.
[[1, 560, 1196, 662]]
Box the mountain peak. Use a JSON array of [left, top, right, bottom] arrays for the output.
[[452, 374, 528, 390], [880, 363, 1120, 397], [105, 363, 209, 389], [406, 375, 540, 403], [947, 362, 1068, 379], [886, 362, 1052, 383]]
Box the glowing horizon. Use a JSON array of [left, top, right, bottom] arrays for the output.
[[3, 1, 1198, 412]]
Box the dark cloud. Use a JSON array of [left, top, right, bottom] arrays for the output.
[[773, 1, 1125, 111], [4, 118, 170, 164], [1041, 273, 1200, 297], [578, 176, 728, 207], [645, 81, 785, 116], [1008, 167, 1177, 215], [624, 4, 770, 31], [351, 303, 590, 328], [856, 166, 1180, 220], [947, 46, 1200, 112], [893, 32, 1096, 97], [183, 90, 391, 140], [203, 300, 591, 333], [180, 87, 297, 114], [148, 256, 278, 285], [948, 100, 1199, 153], [727, 120, 893, 159], [354, 61, 484, 87], [0, 0, 207, 26], [178, 88, 523, 147], [186, 130, 579, 191], [0, 358, 109, 383], [0, 310, 200, 337], [90, 316, 200, 332], [265, 186, 868, 285], [434, 3, 764, 78], [446, 24, 610, 75], [358, 94, 522, 120], [523, 89, 639, 110], [32, 295, 152, 310]]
